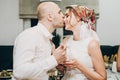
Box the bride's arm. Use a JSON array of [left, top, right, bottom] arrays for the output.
[[85, 40, 107, 80]]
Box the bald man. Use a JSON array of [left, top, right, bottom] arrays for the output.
[[13, 2, 66, 80]]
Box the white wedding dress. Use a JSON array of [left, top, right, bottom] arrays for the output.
[[62, 22, 99, 80]]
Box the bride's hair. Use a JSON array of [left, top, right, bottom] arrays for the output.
[[66, 5, 99, 41], [66, 5, 96, 31]]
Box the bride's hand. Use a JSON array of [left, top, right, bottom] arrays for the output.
[[63, 59, 79, 70]]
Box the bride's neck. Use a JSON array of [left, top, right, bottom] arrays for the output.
[[72, 22, 82, 41], [73, 31, 80, 41]]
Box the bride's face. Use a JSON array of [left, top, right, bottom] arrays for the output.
[[64, 9, 78, 31]]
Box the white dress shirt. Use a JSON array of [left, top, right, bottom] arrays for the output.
[[13, 23, 58, 80]]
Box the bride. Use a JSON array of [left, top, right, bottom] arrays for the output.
[[61, 5, 106, 80]]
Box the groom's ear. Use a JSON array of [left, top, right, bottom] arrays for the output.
[[47, 14, 53, 22]]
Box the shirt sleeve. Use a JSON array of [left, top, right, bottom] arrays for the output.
[[13, 32, 58, 79]]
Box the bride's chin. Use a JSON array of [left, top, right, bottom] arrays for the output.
[[65, 26, 70, 29], [65, 27, 73, 31], [65, 27, 70, 30]]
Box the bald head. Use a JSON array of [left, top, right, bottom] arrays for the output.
[[37, 2, 59, 20]]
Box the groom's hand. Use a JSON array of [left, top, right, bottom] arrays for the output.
[[53, 44, 67, 64]]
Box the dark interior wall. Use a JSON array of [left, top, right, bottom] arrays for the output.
[[100, 45, 119, 56], [0, 46, 13, 71], [0, 45, 119, 71]]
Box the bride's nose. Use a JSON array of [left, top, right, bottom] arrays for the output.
[[63, 16, 67, 21]]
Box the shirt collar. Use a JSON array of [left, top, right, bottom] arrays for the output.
[[37, 22, 53, 40]]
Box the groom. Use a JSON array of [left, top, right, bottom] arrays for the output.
[[13, 2, 66, 80]]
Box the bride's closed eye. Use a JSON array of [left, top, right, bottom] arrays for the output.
[[64, 13, 69, 18]]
